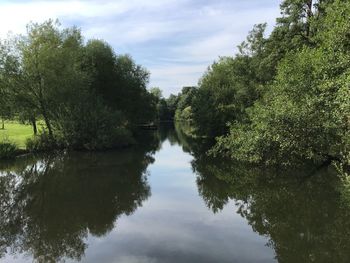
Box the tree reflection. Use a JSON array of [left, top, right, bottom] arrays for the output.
[[175, 122, 350, 263], [0, 147, 153, 262]]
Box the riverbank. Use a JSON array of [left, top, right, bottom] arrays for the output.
[[0, 121, 35, 149], [0, 121, 33, 159], [0, 120, 156, 160]]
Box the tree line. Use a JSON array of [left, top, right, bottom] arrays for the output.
[[167, 0, 349, 168], [0, 20, 158, 150]]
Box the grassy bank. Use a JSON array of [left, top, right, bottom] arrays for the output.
[[0, 121, 35, 149]]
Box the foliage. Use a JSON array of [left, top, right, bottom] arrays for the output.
[[178, 0, 350, 167], [58, 96, 134, 150], [214, 58, 347, 165], [16, 20, 85, 138], [150, 87, 167, 121], [83, 40, 155, 125], [0, 39, 16, 127], [0, 20, 156, 150], [166, 94, 180, 118], [0, 140, 17, 159], [175, 86, 197, 122], [25, 132, 63, 152], [190, 24, 267, 137], [150, 86, 200, 123], [113, 55, 155, 125]]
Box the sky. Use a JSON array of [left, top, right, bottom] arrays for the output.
[[0, 0, 281, 97]]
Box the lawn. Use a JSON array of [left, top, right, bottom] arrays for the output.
[[0, 121, 35, 149]]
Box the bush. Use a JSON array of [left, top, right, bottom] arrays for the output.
[[0, 141, 18, 159], [25, 133, 62, 152], [57, 97, 135, 150]]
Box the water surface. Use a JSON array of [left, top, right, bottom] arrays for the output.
[[0, 125, 349, 262]]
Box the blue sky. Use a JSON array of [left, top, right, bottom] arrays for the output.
[[0, 0, 281, 96]]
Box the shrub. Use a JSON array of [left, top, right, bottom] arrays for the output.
[[0, 140, 18, 159], [58, 97, 135, 150], [25, 133, 63, 152]]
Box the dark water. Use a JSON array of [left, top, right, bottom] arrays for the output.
[[0, 125, 350, 263]]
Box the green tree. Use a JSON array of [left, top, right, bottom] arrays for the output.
[[1, 19, 156, 150], [175, 86, 197, 123], [166, 94, 180, 120], [191, 54, 260, 137], [0, 39, 18, 129], [150, 87, 163, 100], [113, 55, 155, 125], [14, 20, 85, 138], [213, 0, 350, 166]]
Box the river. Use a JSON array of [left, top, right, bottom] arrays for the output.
[[0, 124, 349, 263]]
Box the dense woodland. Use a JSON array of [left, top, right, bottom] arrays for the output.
[[164, 0, 349, 169], [0, 20, 157, 151]]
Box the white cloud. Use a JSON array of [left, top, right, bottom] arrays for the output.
[[0, 0, 281, 96], [149, 64, 208, 94], [0, 0, 182, 36]]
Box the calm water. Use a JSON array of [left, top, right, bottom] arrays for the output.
[[0, 125, 350, 263]]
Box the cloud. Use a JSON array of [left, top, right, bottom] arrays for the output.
[[149, 64, 208, 95], [0, 0, 281, 96]]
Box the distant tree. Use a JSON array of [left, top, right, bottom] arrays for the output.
[[150, 87, 163, 100], [176, 86, 197, 114], [191, 55, 258, 137], [165, 94, 179, 120], [150, 87, 177, 122]]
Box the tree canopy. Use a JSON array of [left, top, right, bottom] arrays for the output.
[[0, 20, 157, 150], [172, 0, 349, 168]]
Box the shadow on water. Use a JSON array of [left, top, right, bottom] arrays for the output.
[[0, 134, 158, 262], [174, 122, 350, 263], [0, 124, 350, 262]]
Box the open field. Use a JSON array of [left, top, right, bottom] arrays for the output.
[[0, 121, 35, 149]]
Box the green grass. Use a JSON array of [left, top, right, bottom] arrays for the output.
[[0, 121, 35, 149]]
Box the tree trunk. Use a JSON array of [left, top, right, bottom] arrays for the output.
[[31, 117, 37, 135], [41, 108, 53, 139], [306, 0, 313, 37], [43, 114, 53, 139], [39, 100, 54, 139], [1, 119, 4, 130]]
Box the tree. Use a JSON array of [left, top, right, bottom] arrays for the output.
[[14, 20, 85, 138], [213, 0, 350, 166], [190, 54, 260, 137], [1, 19, 156, 150], [0, 39, 18, 129], [113, 55, 155, 125], [278, 0, 314, 38], [0, 90, 12, 130], [150, 87, 163, 100], [166, 94, 180, 119]]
